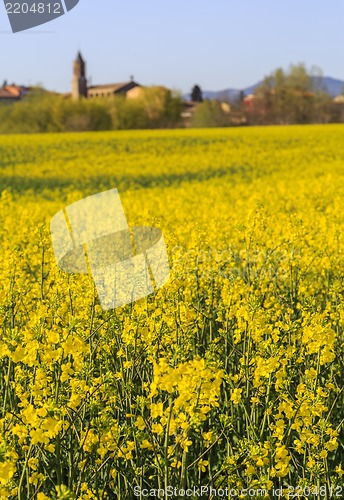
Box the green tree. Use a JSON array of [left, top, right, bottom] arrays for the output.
[[138, 86, 183, 128], [251, 63, 333, 125], [191, 85, 203, 103], [190, 100, 230, 128], [0, 85, 183, 134]]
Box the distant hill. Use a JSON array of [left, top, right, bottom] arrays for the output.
[[317, 76, 344, 96], [185, 76, 344, 102]]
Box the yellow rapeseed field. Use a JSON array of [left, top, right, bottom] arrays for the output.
[[0, 125, 344, 498]]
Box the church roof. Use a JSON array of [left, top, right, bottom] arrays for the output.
[[88, 81, 140, 92]]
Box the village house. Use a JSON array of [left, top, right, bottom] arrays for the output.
[[0, 83, 29, 102]]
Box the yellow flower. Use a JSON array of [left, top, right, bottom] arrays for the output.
[[171, 459, 182, 469], [37, 493, 50, 500], [152, 423, 164, 435], [197, 459, 209, 472], [325, 437, 338, 451], [0, 461, 16, 484], [135, 416, 145, 430], [150, 402, 164, 418], [140, 440, 153, 450], [231, 388, 243, 405], [335, 464, 344, 476], [305, 368, 317, 379], [36, 407, 48, 417], [46, 330, 60, 344], [28, 457, 38, 470], [82, 429, 99, 453], [246, 464, 256, 475], [30, 428, 50, 445]]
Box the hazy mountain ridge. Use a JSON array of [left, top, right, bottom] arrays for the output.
[[185, 77, 344, 101]]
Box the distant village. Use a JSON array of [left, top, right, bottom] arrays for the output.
[[0, 51, 259, 126], [1, 53, 344, 127], [0, 52, 151, 102], [0, 52, 210, 126]]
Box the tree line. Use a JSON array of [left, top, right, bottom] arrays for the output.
[[0, 86, 183, 134], [1, 64, 344, 133]]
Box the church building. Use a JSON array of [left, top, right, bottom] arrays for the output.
[[72, 51, 141, 100]]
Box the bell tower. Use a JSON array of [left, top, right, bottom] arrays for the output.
[[72, 51, 88, 99]]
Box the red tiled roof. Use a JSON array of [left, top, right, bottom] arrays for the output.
[[4, 86, 22, 96], [0, 85, 29, 100], [0, 88, 17, 99]]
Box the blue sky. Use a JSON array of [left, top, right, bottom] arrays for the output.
[[1, 0, 344, 95]]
